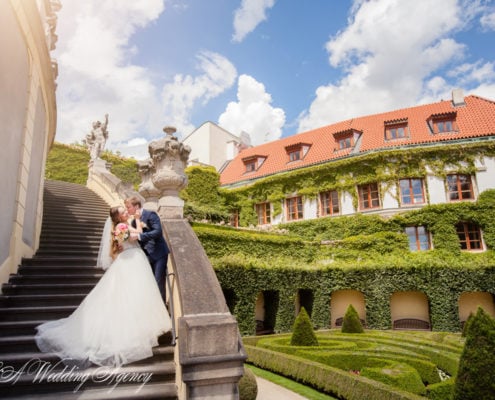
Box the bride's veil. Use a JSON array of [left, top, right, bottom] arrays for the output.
[[96, 217, 113, 270]]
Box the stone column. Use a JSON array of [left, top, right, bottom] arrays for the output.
[[149, 126, 191, 219]]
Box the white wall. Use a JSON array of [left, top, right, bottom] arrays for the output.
[[427, 175, 446, 204], [184, 122, 243, 171], [382, 184, 398, 209], [476, 156, 495, 194], [304, 198, 318, 220], [341, 191, 355, 215], [183, 124, 211, 167]]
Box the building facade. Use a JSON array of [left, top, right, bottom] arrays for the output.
[[220, 91, 495, 248], [0, 0, 60, 285], [217, 90, 495, 331], [183, 121, 251, 171]]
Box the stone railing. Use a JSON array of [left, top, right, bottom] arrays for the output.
[[86, 158, 138, 206], [164, 219, 247, 399], [85, 127, 246, 399]]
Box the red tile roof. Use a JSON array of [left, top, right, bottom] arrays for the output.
[[220, 95, 495, 186]]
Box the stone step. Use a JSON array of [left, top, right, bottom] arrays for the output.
[[1, 283, 96, 296], [0, 361, 176, 398], [0, 320, 49, 337], [21, 257, 97, 267], [0, 382, 177, 400], [0, 293, 87, 307], [8, 273, 102, 284], [0, 305, 77, 321], [35, 248, 100, 257], [0, 336, 174, 362], [17, 265, 103, 275]]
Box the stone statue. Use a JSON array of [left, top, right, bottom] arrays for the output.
[[86, 114, 109, 160]]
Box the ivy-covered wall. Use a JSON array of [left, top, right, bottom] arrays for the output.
[[181, 165, 230, 222], [213, 258, 495, 335], [221, 141, 495, 227], [192, 190, 495, 335], [185, 144, 495, 335]]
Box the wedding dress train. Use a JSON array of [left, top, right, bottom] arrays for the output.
[[35, 240, 172, 367]]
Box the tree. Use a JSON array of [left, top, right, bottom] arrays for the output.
[[341, 304, 364, 333], [291, 307, 318, 346], [453, 307, 495, 400]]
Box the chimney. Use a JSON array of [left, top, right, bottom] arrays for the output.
[[452, 88, 465, 107]]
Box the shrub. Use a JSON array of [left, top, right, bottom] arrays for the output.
[[361, 362, 426, 395], [453, 307, 495, 400], [290, 307, 318, 346], [238, 367, 258, 400], [425, 379, 454, 400], [342, 304, 364, 333]]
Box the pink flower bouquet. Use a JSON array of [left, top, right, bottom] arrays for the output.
[[113, 223, 130, 245]]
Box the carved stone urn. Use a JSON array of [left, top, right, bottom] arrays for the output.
[[137, 158, 161, 211], [149, 126, 191, 219]]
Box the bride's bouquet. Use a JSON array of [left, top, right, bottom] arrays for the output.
[[113, 223, 130, 246]]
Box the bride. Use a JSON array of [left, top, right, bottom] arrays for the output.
[[35, 206, 172, 367]]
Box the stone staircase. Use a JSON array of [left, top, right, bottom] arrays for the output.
[[0, 180, 177, 399]]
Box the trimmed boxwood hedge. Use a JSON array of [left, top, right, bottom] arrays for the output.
[[244, 331, 463, 400]]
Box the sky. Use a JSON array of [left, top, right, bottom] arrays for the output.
[[53, 0, 495, 160]]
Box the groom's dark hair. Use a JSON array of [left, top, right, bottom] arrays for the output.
[[125, 196, 142, 207]]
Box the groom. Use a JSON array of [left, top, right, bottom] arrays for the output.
[[125, 196, 169, 303]]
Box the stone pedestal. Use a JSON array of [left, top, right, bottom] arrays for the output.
[[148, 126, 190, 219], [88, 157, 110, 173]]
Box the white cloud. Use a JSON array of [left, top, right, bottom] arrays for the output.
[[232, 0, 275, 43], [161, 51, 238, 136], [481, 11, 495, 30], [297, 0, 485, 133], [218, 74, 285, 145], [54, 0, 166, 151], [53, 1, 238, 160]]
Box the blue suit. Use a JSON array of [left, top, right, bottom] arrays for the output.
[[135, 209, 169, 302]]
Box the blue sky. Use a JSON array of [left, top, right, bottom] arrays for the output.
[[54, 0, 495, 159]]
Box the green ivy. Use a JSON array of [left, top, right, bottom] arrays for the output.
[[181, 166, 230, 222], [45, 142, 140, 188], [222, 141, 495, 227]]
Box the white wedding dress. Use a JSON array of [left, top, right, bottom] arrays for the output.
[[35, 239, 172, 367]]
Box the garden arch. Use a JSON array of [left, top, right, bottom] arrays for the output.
[[458, 291, 495, 327], [391, 291, 431, 330], [330, 290, 366, 328]]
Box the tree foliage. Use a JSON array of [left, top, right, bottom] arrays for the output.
[[290, 307, 319, 346], [453, 307, 495, 400], [341, 304, 364, 333]]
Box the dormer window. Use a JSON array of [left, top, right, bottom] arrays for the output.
[[289, 149, 301, 161], [242, 155, 266, 173], [285, 143, 311, 163], [338, 136, 352, 149], [333, 129, 361, 151], [428, 112, 458, 134], [245, 160, 256, 172], [384, 119, 409, 140]]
